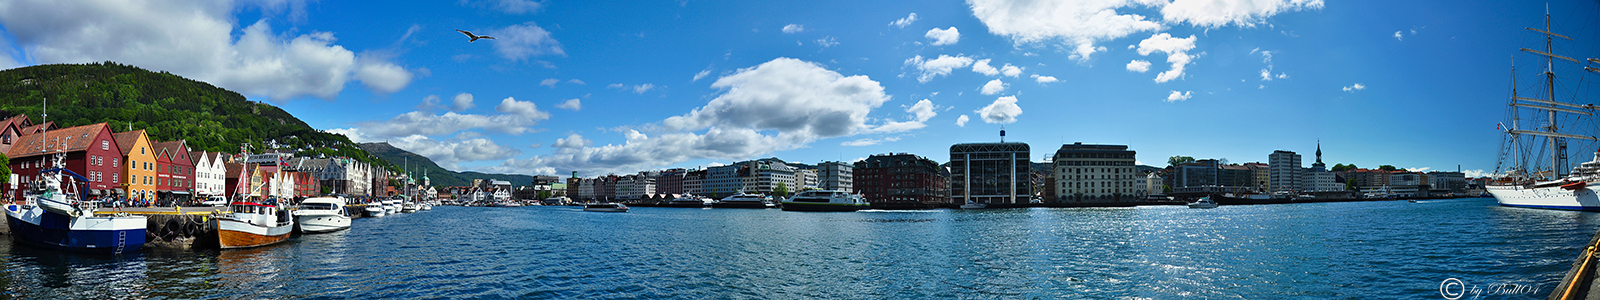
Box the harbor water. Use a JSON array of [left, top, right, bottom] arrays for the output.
[[0, 197, 1589, 299]]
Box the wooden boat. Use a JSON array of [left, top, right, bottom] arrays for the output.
[[216, 201, 294, 249]]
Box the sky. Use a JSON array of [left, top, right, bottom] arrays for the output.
[[1, 0, 1598, 178]]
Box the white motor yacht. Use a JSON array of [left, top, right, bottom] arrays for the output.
[[1187, 197, 1219, 209], [583, 202, 629, 212], [294, 196, 352, 233]]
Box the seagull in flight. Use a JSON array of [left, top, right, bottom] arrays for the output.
[[456, 29, 495, 42]]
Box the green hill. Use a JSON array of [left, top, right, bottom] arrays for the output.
[[358, 142, 539, 188], [0, 62, 396, 171]]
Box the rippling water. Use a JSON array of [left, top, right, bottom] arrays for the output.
[[0, 198, 1589, 299]]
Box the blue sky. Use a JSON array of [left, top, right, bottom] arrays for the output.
[[2, 0, 1598, 178]]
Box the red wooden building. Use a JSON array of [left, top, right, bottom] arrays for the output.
[[6, 123, 125, 200]]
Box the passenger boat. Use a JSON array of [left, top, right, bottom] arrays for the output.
[[293, 196, 352, 233], [1487, 11, 1600, 211], [215, 201, 294, 249], [583, 202, 629, 212], [4, 165, 147, 254], [713, 192, 773, 209], [1187, 197, 1219, 209], [667, 195, 712, 208], [780, 190, 870, 212]]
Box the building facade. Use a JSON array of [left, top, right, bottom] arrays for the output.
[[853, 153, 947, 208], [1268, 150, 1302, 193], [818, 161, 853, 192], [1052, 143, 1139, 203], [950, 142, 1031, 206], [7, 123, 125, 200], [113, 130, 159, 202]]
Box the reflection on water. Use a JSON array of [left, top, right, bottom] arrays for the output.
[[0, 198, 1591, 298]]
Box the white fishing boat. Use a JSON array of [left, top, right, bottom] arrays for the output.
[[780, 190, 870, 212], [293, 196, 352, 233], [1488, 11, 1600, 211], [583, 202, 629, 212], [216, 201, 294, 249]]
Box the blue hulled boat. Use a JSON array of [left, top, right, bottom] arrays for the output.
[[5, 165, 147, 254]]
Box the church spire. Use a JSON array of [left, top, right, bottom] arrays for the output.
[[1316, 140, 1323, 164]]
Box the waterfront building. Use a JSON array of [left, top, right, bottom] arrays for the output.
[[795, 168, 818, 191], [655, 168, 686, 195], [1051, 143, 1138, 203], [684, 169, 706, 195], [153, 140, 194, 204], [1389, 172, 1422, 186], [577, 178, 597, 200], [950, 142, 1031, 206], [704, 164, 741, 197], [1299, 143, 1341, 192], [1244, 162, 1270, 192], [1268, 150, 1302, 193], [223, 162, 243, 199], [750, 158, 797, 195], [7, 123, 124, 200], [531, 175, 560, 197], [113, 130, 158, 202], [1146, 172, 1163, 196], [0, 114, 35, 155], [853, 153, 947, 207], [615, 173, 656, 200], [1172, 160, 1218, 188], [1428, 171, 1467, 193], [598, 176, 617, 201], [192, 151, 228, 199], [818, 161, 853, 192], [566, 173, 582, 199]]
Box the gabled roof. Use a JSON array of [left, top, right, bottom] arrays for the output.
[[0, 115, 31, 131], [112, 130, 146, 156], [7, 123, 109, 159], [20, 121, 55, 135], [152, 140, 189, 163], [189, 151, 206, 165]]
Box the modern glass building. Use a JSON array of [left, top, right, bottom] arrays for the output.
[[949, 142, 1031, 207]]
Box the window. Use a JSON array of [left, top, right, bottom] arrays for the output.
[[140, 147, 144, 155], [113, 158, 117, 167], [102, 141, 109, 150], [113, 173, 118, 184]]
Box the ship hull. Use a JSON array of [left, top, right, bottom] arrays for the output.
[[4, 205, 146, 254], [1488, 184, 1600, 211], [294, 214, 351, 234], [780, 202, 868, 212], [712, 201, 770, 209], [216, 218, 293, 249]]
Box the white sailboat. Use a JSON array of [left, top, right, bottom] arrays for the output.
[[1488, 10, 1600, 211]]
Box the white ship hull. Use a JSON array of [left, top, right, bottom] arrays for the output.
[[1487, 184, 1600, 211], [294, 213, 351, 233]]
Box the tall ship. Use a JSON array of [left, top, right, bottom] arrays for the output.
[[1488, 11, 1600, 211]]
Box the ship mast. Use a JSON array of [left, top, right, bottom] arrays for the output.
[[1510, 9, 1593, 180]]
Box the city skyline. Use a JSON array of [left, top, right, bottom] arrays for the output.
[[1, 0, 1597, 178]]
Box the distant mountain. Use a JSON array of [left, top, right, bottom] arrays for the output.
[[358, 142, 540, 188], [0, 62, 396, 170]]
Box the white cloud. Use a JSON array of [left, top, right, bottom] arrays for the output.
[[972, 59, 999, 76], [567, 79, 586, 85], [557, 98, 581, 110], [351, 110, 545, 138], [1031, 74, 1059, 83], [956, 115, 970, 127], [1343, 83, 1366, 92], [416, 95, 443, 111], [1166, 90, 1192, 102], [926, 27, 961, 46], [905, 54, 975, 83], [977, 96, 1022, 124], [816, 36, 839, 47], [489, 22, 565, 61], [1126, 60, 1152, 73], [890, 13, 919, 28], [540, 78, 560, 87], [999, 64, 1022, 77], [868, 99, 940, 134], [606, 83, 625, 89], [451, 93, 476, 111], [552, 133, 591, 148], [1159, 0, 1325, 28], [633, 84, 655, 94], [968, 0, 1318, 62], [1276, 73, 1288, 79], [967, 0, 1160, 62], [494, 97, 551, 120], [395, 134, 521, 170], [1134, 33, 1197, 83], [1393, 31, 1403, 41], [0, 1, 416, 101], [980, 79, 1007, 95], [841, 137, 900, 146], [693, 69, 712, 82], [1258, 50, 1274, 64], [495, 57, 897, 175], [783, 24, 804, 33], [1260, 68, 1273, 81], [464, 0, 545, 14], [1463, 169, 1491, 178]]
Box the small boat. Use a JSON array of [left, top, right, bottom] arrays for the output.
[[383, 200, 399, 214], [400, 202, 418, 213], [583, 202, 629, 212], [781, 190, 870, 212], [1187, 197, 1219, 209], [5, 166, 147, 254], [293, 196, 352, 233], [1408, 199, 1419, 203], [713, 192, 772, 209], [959, 200, 987, 209], [364, 204, 386, 217], [421, 203, 433, 211], [542, 196, 570, 206], [216, 201, 295, 249]]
